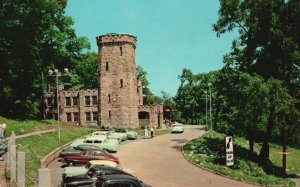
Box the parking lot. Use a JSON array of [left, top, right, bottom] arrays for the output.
[[48, 125, 260, 187]]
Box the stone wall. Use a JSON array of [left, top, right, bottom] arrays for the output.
[[43, 89, 98, 126], [97, 33, 139, 128], [138, 104, 164, 129]]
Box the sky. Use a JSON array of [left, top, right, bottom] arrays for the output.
[[65, 0, 237, 96]]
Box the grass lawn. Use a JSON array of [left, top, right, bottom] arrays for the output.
[[15, 126, 92, 186], [0, 116, 56, 137], [183, 131, 298, 186]]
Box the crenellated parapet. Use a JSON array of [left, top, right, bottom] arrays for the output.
[[96, 33, 137, 49]]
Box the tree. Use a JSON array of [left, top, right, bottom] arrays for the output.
[[0, 0, 89, 118], [214, 0, 300, 159], [174, 69, 217, 124], [214, 70, 269, 156], [136, 65, 162, 105]]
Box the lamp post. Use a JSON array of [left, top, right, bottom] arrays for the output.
[[207, 83, 212, 131], [48, 68, 68, 142], [204, 90, 208, 128]]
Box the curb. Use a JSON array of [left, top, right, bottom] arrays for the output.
[[181, 147, 290, 187], [40, 142, 71, 168]]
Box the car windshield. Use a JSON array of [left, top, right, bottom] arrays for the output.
[[115, 129, 125, 133]]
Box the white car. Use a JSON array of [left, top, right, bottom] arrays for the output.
[[171, 123, 184, 133], [91, 130, 126, 142]]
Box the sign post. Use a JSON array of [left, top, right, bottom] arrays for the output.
[[226, 136, 234, 166]]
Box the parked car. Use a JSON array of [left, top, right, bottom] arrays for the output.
[[114, 128, 138, 140], [91, 131, 122, 142], [63, 160, 121, 178], [171, 123, 184, 133], [62, 149, 120, 166], [92, 130, 127, 141], [61, 166, 132, 187], [0, 141, 7, 156], [70, 136, 119, 153], [60, 145, 100, 158], [91, 174, 152, 187]]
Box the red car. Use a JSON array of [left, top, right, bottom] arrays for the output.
[[62, 148, 120, 166]]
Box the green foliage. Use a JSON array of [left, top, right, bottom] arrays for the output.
[[0, 0, 89, 118], [174, 68, 217, 124], [16, 127, 92, 186], [213, 0, 300, 155], [136, 65, 162, 104], [183, 131, 296, 186]]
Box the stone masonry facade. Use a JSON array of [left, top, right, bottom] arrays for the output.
[[43, 33, 164, 129]]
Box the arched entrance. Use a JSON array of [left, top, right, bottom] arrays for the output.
[[138, 111, 149, 127]]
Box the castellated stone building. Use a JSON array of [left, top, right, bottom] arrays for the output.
[[43, 33, 164, 129]]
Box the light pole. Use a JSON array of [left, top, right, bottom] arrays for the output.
[[204, 90, 208, 128], [208, 83, 212, 131], [48, 68, 68, 142]]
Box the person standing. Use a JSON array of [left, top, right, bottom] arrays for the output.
[[0, 122, 6, 139], [150, 127, 154, 138], [144, 127, 149, 139]]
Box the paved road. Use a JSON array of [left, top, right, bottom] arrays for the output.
[[48, 125, 258, 187], [115, 125, 257, 187]]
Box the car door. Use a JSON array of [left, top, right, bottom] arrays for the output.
[[77, 150, 94, 165], [92, 150, 106, 161]]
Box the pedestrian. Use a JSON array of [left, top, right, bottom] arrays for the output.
[[0, 122, 6, 139], [144, 127, 149, 139], [150, 127, 154, 138]]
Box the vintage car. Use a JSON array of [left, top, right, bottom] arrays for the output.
[[91, 174, 152, 187], [171, 123, 184, 133], [62, 160, 121, 178], [62, 149, 120, 166], [61, 165, 133, 187], [114, 128, 138, 140], [70, 136, 119, 153], [91, 131, 122, 142], [60, 144, 100, 158], [0, 141, 7, 156], [91, 131, 127, 141]]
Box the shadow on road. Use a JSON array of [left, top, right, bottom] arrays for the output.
[[171, 139, 188, 151], [172, 139, 188, 144]]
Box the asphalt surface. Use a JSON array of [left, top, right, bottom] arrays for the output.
[[48, 125, 260, 187], [115, 125, 258, 187]]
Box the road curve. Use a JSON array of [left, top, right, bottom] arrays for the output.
[[116, 125, 256, 187]]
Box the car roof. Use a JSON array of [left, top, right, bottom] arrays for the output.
[[89, 160, 118, 167], [85, 136, 107, 141], [98, 174, 138, 181]]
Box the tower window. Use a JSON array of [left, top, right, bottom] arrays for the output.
[[108, 94, 111, 103], [120, 47, 123, 56], [120, 79, 123, 88], [106, 62, 109, 71], [109, 111, 111, 119]]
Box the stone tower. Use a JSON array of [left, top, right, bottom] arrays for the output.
[[96, 33, 139, 128]]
